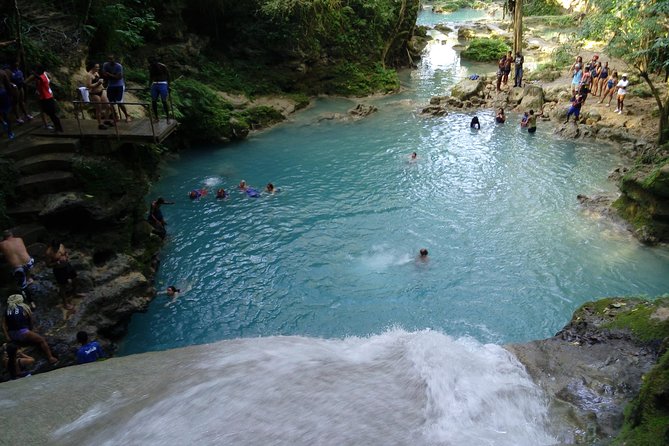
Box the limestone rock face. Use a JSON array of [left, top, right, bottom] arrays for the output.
[[507, 299, 666, 442], [519, 84, 544, 111], [349, 104, 378, 119], [450, 78, 484, 101]]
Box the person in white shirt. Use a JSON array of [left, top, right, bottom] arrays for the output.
[[615, 74, 630, 114]]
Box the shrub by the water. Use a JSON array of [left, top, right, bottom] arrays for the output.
[[461, 38, 510, 62], [170, 78, 240, 142], [523, 0, 564, 16]]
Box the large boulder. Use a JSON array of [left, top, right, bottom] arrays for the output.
[[518, 84, 544, 111], [450, 78, 484, 101]]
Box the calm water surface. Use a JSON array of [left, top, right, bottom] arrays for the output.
[[121, 11, 669, 355]]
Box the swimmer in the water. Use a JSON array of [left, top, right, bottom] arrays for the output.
[[418, 248, 429, 263], [189, 189, 208, 200], [470, 116, 480, 129], [495, 108, 506, 124], [238, 180, 247, 190], [266, 183, 275, 194], [216, 188, 227, 199], [411, 152, 417, 160]]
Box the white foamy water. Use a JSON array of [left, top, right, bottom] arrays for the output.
[[1, 330, 557, 445]]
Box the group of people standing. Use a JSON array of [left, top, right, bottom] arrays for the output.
[[496, 51, 525, 91], [82, 55, 171, 130], [566, 54, 630, 124], [0, 61, 63, 139]]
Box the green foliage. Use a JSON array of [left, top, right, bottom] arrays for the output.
[[614, 348, 669, 446], [86, 1, 159, 54], [323, 62, 399, 96], [170, 78, 239, 142], [522, 0, 564, 16], [551, 40, 582, 66], [630, 84, 654, 99], [72, 156, 137, 198], [527, 62, 562, 82], [602, 298, 669, 341], [240, 106, 285, 129], [461, 38, 510, 62]]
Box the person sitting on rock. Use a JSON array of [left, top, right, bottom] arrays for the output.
[[76, 331, 105, 364], [2, 294, 58, 364], [2, 342, 34, 379]]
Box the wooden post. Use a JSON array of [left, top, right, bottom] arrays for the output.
[[513, 0, 523, 55]]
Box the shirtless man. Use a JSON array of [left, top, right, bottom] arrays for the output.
[[0, 230, 35, 292]]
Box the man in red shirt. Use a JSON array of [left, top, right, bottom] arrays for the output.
[[25, 65, 63, 132]]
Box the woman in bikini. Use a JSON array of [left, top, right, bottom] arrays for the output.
[[599, 71, 618, 107], [85, 63, 112, 130], [595, 62, 608, 97]]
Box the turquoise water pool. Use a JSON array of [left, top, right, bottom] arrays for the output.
[[120, 11, 669, 355]]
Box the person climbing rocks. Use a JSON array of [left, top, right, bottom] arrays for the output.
[[2, 294, 58, 365]]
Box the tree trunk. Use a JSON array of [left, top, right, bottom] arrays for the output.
[[639, 71, 669, 145], [513, 0, 523, 55], [13, 0, 25, 70], [381, 0, 408, 68]]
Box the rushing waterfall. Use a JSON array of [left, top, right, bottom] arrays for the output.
[[3, 330, 557, 445]]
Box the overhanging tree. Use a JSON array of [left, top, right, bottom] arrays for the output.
[[605, 0, 669, 145]]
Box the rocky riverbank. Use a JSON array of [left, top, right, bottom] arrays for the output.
[[508, 297, 669, 443]]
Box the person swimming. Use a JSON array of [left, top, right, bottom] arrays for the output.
[[266, 183, 275, 194], [495, 108, 506, 123], [216, 188, 227, 199], [238, 180, 247, 190], [189, 189, 208, 200], [417, 248, 429, 263], [470, 116, 481, 129]]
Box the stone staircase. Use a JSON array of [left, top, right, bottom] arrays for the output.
[[1, 122, 82, 228]]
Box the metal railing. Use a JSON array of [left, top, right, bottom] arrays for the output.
[[71, 86, 175, 142]]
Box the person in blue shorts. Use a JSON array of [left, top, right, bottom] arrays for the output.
[[76, 331, 105, 364], [102, 55, 130, 122], [148, 57, 170, 123], [564, 94, 583, 124]]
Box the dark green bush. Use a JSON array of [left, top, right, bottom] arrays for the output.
[[523, 0, 564, 16], [170, 78, 241, 142], [461, 38, 510, 62]]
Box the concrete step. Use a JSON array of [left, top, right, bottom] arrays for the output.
[[6, 201, 43, 223], [1, 137, 80, 161], [14, 152, 76, 175], [8, 223, 48, 246], [16, 171, 78, 196]]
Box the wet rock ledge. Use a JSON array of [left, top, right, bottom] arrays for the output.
[[507, 297, 669, 444]]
